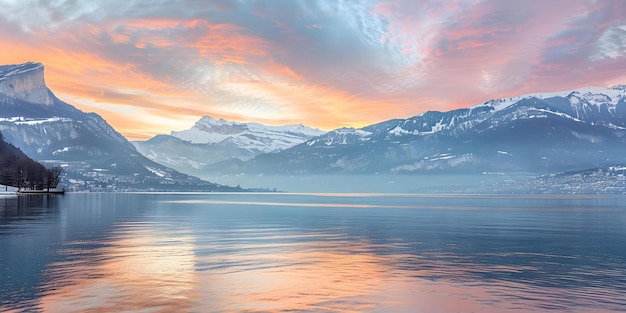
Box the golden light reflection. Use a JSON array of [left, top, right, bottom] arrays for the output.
[[199, 242, 388, 312], [30, 220, 515, 313], [23, 218, 619, 313], [36, 224, 198, 313], [190, 234, 517, 313]]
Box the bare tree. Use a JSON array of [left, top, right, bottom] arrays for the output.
[[16, 168, 24, 191], [46, 167, 63, 191], [0, 172, 11, 191]]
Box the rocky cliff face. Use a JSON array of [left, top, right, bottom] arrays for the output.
[[0, 62, 53, 106], [0, 61, 227, 191]]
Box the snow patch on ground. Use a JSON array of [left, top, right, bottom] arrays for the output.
[[52, 147, 70, 155], [389, 126, 411, 136], [0, 117, 72, 125], [145, 167, 166, 177], [424, 153, 455, 161]]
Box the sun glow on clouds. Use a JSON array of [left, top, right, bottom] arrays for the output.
[[0, 0, 624, 140]]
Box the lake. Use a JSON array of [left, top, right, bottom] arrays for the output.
[[1, 193, 625, 312]]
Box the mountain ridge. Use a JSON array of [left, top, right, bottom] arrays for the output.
[[171, 116, 325, 147], [0, 62, 237, 191], [3, 61, 624, 192], [208, 85, 626, 176], [133, 115, 326, 176]]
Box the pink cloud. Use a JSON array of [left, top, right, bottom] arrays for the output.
[[367, 0, 626, 112], [0, 0, 624, 140]]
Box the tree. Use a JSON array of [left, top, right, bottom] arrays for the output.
[[0, 130, 55, 190], [46, 167, 63, 191], [16, 168, 24, 191], [0, 172, 11, 191]]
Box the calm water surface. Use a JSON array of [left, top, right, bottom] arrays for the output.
[[1, 193, 625, 312]]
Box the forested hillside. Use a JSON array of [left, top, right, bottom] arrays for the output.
[[0, 130, 61, 190]]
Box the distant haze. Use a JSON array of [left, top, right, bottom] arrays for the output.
[[0, 1, 624, 140]]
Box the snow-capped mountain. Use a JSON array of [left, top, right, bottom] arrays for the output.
[[210, 85, 626, 175], [172, 116, 325, 150], [133, 116, 325, 176], [0, 62, 233, 191]]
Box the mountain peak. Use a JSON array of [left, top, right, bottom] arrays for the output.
[[472, 85, 626, 113], [0, 62, 44, 76], [195, 115, 240, 128], [0, 61, 52, 106]]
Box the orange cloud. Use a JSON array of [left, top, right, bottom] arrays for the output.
[[258, 59, 304, 81], [188, 22, 268, 65], [1, 1, 624, 142]]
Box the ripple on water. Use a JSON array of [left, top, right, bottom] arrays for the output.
[[1, 193, 625, 312]]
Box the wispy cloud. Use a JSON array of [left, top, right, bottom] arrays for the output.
[[0, 0, 624, 140]]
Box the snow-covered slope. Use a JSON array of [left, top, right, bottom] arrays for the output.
[[372, 85, 626, 138], [171, 116, 326, 153], [134, 116, 326, 176], [474, 86, 626, 112], [212, 85, 626, 175]]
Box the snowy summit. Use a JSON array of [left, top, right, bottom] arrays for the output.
[[171, 116, 326, 153]]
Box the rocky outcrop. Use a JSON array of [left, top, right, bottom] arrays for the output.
[[0, 62, 53, 106]]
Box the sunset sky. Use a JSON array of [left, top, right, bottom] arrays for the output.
[[1, 0, 625, 140]]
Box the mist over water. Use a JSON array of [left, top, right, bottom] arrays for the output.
[[200, 174, 514, 193], [1, 193, 625, 312]]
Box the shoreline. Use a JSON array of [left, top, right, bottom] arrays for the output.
[[16, 190, 66, 195]]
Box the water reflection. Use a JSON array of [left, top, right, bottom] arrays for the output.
[[0, 195, 63, 312], [1, 193, 625, 312], [38, 222, 198, 313], [0, 195, 60, 222]]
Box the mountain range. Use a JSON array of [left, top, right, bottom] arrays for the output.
[[0, 62, 238, 191], [133, 116, 325, 177], [2, 61, 625, 193], [203, 85, 626, 176]]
